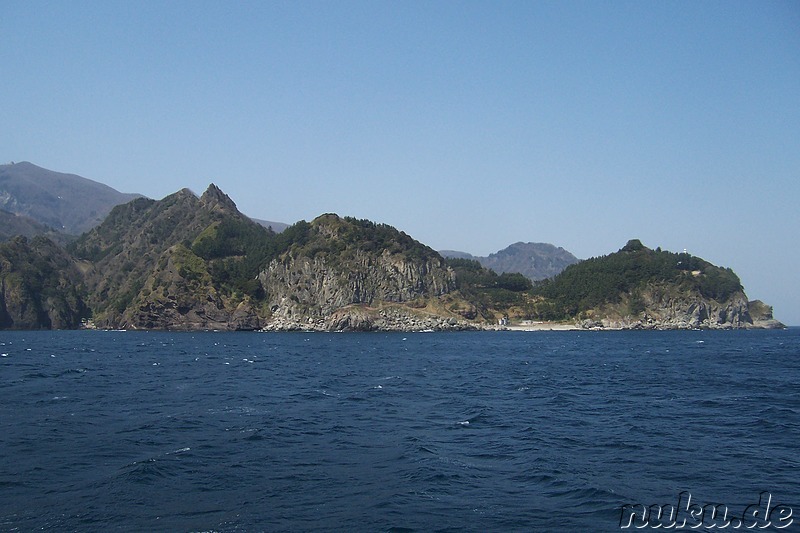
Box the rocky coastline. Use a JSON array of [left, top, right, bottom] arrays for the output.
[[261, 304, 479, 332]]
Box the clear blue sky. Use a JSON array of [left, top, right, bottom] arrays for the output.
[[2, 1, 799, 325]]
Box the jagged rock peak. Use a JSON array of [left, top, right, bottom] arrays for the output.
[[312, 213, 342, 225], [168, 188, 197, 201], [200, 183, 238, 211]]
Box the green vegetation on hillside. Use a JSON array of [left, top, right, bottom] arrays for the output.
[[284, 215, 437, 264], [0, 173, 762, 331], [446, 258, 533, 317], [528, 239, 743, 320], [196, 219, 312, 299], [0, 236, 89, 328]]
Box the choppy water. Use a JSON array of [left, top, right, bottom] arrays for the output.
[[0, 329, 798, 531]]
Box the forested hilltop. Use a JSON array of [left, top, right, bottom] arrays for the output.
[[526, 239, 783, 329], [0, 185, 784, 331]]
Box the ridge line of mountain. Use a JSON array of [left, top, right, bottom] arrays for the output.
[[0, 166, 785, 331]]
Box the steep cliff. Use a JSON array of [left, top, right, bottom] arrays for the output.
[[119, 244, 261, 330], [0, 236, 89, 329], [259, 214, 459, 328], [579, 284, 778, 330], [70, 184, 270, 329]]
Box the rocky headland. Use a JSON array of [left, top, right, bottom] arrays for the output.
[[0, 178, 785, 331]]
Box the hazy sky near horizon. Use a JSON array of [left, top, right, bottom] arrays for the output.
[[2, 1, 799, 324]]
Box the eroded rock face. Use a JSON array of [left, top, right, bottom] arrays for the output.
[[113, 245, 262, 331], [260, 249, 456, 322], [261, 303, 476, 332], [0, 236, 88, 329], [747, 300, 784, 329], [586, 286, 784, 330]]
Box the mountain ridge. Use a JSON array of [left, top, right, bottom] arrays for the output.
[[69, 184, 273, 329], [441, 242, 579, 281], [0, 168, 784, 331], [0, 161, 141, 235]]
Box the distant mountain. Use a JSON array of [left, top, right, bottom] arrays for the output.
[[0, 210, 72, 245], [0, 162, 141, 235], [251, 218, 289, 233], [439, 250, 475, 260], [441, 242, 579, 280], [0, 173, 784, 331]]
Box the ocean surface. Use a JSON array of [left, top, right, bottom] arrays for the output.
[[0, 329, 798, 532]]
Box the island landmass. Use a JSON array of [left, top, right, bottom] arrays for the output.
[[0, 164, 784, 332]]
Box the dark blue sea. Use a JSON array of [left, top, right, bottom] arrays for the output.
[[1, 330, 798, 532]]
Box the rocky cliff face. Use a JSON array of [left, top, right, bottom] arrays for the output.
[[580, 284, 784, 330], [0, 179, 785, 332], [747, 300, 784, 329], [71, 184, 267, 328], [261, 252, 452, 317], [259, 214, 457, 325], [119, 245, 261, 330], [0, 236, 88, 329]]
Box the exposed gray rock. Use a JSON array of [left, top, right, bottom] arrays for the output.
[[261, 303, 478, 332], [582, 287, 785, 330], [260, 248, 456, 321], [747, 300, 785, 329]]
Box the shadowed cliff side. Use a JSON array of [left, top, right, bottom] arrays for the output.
[[0, 236, 89, 329]]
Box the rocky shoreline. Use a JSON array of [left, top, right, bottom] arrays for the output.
[[261, 304, 479, 332], [78, 317, 786, 332], [260, 313, 785, 333]]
